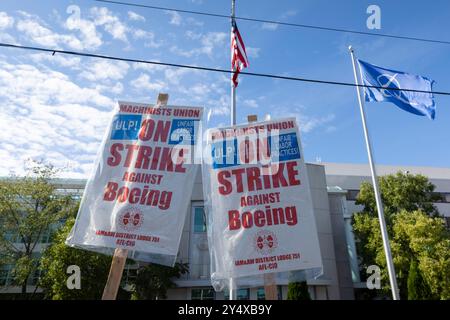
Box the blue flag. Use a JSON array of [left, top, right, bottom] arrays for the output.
[[357, 59, 436, 120]]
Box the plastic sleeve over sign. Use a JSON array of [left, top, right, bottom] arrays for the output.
[[202, 118, 323, 292], [66, 101, 203, 266]]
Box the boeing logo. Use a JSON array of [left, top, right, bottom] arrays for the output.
[[376, 73, 418, 106]]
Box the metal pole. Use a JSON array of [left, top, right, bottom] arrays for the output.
[[229, 0, 236, 301], [231, 0, 236, 126], [348, 45, 400, 300]]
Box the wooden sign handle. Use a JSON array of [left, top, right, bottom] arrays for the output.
[[264, 273, 278, 300], [156, 93, 169, 107], [102, 248, 128, 300], [246, 114, 278, 300]]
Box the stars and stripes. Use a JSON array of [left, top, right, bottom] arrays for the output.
[[231, 19, 249, 87]]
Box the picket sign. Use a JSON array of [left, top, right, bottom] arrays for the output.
[[101, 93, 169, 300], [246, 114, 278, 301]]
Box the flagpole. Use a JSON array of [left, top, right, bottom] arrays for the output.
[[231, 0, 237, 126], [348, 45, 400, 300], [229, 0, 236, 301]]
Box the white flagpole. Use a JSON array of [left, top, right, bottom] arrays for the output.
[[229, 0, 236, 301], [231, 0, 237, 126], [348, 45, 400, 300]]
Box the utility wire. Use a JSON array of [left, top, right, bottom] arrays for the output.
[[95, 0, 450, 46], [0, 42, 449, 96]]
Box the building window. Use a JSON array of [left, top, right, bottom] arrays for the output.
[[193, 207, 207, 233], [444, 193, 450, 203], [224, 288, 250, 300], [121, 266, 138, 286], [0, 265, 13, 286], [237, 289, 250, 300], [431, 192, 450, 203], [191, 288, 215, 300], [4, 231, 20, 243], [38, 228, 52, 243], [445, 217, 450, 230], [256, 286, 283, 300], [256, 288, 265, 300], [440, 193, 450, 203], [346, 190, 360, 201], [30, 268, 41, 286]]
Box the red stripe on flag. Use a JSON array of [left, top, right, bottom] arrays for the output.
[[231, 21, 248, 87]]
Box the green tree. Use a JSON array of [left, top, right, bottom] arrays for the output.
[[355, 172, 439, 219], [407, 259, 431, 300], [40, 217, 187, 300], [287, 281, 311, 300], [0, 161, 76, 295], [394, 210, 450, 299], [352, 172, 450, 299], [39, 217, 114, 300], [130, 262, 189, 300]]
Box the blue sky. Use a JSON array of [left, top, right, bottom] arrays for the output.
[[0, 0, 449, 178]]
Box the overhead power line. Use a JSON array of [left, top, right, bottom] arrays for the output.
[[0, 42, 448, 96], [95, 0, 450, 46]]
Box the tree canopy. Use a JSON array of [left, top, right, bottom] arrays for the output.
[[39, 217, 114, 300], [287, 281, 311, 300], [0, 161, 76, 294], [131, 262, 189, 300], [352, 172, 450, 299], [40, 217, 188, 300]]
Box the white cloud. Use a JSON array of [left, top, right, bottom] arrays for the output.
[[132, 28, 161, 48], [79, 60, 129, 82], [132, 29, 150, 39], [88, 7, 162, 48], [281, 10, 297, 18], [0, 61, 113, 108], [297, 114, 335, 133], [246, 47, 260, 59], [15, 7, 155, 51], [65, 6, 103, 49], [0, 32, 16, 43], [201, 32, 227, 52], [128, 11, 145, 22], [131, 73, 167, 92], [243, 99, 258, 108], [0, 11, 14, 29], [90, 7, 129, 43], [166, 11, 182, 26], [164, 68, 198, 86], [261, 22, 278, 31], [186, 17, 204, 27], [207, 95, 230, 116], [169, 46, 192, 58], [16, 12, 85, 50], [185, 30, 202, 40], [172, 31, 227, 58], [96, 82, 124, 95], [190, 83, 211, 96], [132, 62, 165, 73], [271, 106, 335, 134], [0, 60, 114, 177], [29, 53, 82, 69], [17, 6, 160, 52]]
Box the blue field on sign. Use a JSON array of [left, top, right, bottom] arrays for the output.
[[110, 114, 142, 140], [168, 119, 198, 145]]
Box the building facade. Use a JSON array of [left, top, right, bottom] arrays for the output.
[[1, 163, 449, 299]]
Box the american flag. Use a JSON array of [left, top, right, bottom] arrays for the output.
[[231, 20, 249, 87]]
